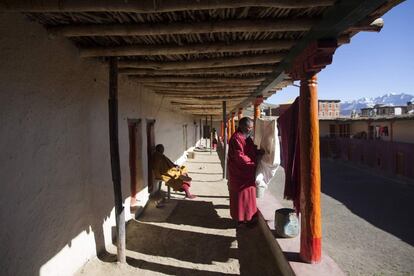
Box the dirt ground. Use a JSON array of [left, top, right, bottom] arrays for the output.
[[269, 159, 414, 275], [76, 151, 282, 276]]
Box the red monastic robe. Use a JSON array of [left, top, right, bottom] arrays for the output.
[[227, 130, 258, 222]]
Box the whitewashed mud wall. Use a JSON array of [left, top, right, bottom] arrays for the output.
[[0, 14, 196, 276]]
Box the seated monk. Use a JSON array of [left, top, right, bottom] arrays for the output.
[[152, 144, 196, 199]]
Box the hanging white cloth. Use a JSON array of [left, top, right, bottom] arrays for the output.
[[254, 118, 280, 189]]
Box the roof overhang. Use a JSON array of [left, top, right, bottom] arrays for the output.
[[0, 0, 404, 119]]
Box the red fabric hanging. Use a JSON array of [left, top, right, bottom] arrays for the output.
[[277, 97, 301, 212]]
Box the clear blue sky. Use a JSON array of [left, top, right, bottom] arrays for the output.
[[266, 0, 414, 104]]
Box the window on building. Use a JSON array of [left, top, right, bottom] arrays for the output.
[[339, 124, 350, 137]]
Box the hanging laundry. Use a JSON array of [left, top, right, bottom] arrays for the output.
[[277, 98, 301, 212], [254, 118, 281, 195]]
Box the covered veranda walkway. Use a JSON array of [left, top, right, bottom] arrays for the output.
[[0, 1, 404, 274], [77, 150, 283, 275]]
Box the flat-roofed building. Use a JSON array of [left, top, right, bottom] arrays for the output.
[[318, 100, 341, 118]]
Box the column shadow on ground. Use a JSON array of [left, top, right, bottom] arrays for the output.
[[105, 199, 286, 275], [127, 257, 236, 275], [141, 199, 234, 230], [321, 159, 414, 246], [125, 220, 235, 264], [170, 192, 229, 199], [97, 249, 236, 275]]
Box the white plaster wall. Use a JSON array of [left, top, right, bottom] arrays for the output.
[[0, 14, 196, 276]]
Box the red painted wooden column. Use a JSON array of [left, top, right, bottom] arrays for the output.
[[253, 96, 263, 121], [253, 96, 263, 134], [288, 39, 337, 264], [299, 74, 322, 263], [238, 108, 243, 120]]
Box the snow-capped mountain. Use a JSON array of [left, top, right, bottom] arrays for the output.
[[340, 93, 414, 116]]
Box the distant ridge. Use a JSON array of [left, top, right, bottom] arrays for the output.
[[340, 93, 414, 116]]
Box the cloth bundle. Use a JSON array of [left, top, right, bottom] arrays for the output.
[[254, 118, 280, 190]]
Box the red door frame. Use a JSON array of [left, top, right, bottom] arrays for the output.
[[146, 120, 156, 193], [128, 119, 141, 205]]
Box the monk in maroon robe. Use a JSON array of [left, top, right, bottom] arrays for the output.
[[228, 117, 263, 225]]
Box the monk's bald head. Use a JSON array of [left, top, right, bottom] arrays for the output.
[[238, 117, 253, 136], [155, 144, 164, 153]]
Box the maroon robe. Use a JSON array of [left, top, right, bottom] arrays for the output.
[[227, 130, 258, 222]]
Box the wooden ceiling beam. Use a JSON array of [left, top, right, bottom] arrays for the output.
[[172, 104, 239, 109], [185, 112, 221, 115], [180, 107, 222, 110], [150, 87, 256, 92], [50, 19, 316, 37], [0, 0, 335, 12], [156, 92, 251, 97], [171, 103, 223, 107], [119, 53, 283, 70], [168, 99, 241, 104], [161, 94, 247, 100], [144, 82, 258, 89], [156, 92, 254, 98], [80, 40, 294, 58], [119, 65, 275, 75], [348, 18, 384, 32], [130, 76, 265, 83]]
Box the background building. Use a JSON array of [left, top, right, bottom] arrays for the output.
[[318, 100, 341, 119], [361, 103, 412, 117], [319, 115, 414, 179]]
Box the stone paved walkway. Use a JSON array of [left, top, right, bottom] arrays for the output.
[[77, 151, 282, 275]]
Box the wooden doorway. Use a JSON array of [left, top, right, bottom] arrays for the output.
[[128, 119, 143, 207], [146, 120, 156, 193]]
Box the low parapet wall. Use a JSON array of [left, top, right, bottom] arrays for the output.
[[320, 138, 414, 179], [256, 192, 345, 276]]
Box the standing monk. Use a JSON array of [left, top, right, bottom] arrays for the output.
[[228, 117, 263, 226]]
